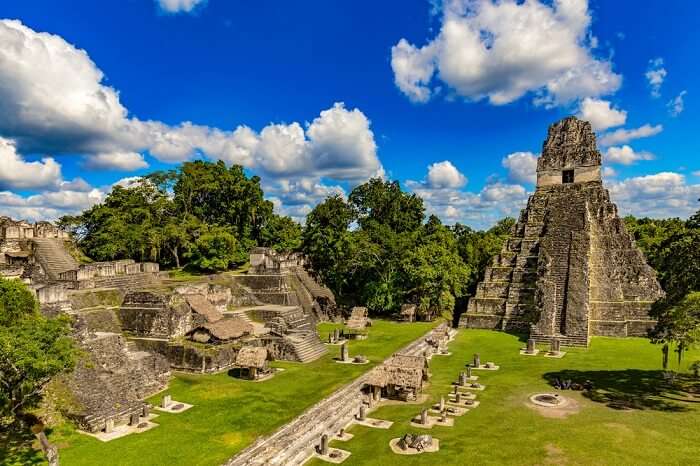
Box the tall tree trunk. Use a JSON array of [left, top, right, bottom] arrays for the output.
[[662, 343, 669, 370]]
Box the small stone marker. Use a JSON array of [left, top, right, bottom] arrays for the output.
[[551, 338, 561, 354], [421, 408, 428, 425], [440, 396, 445, 412], [320, 434, 329, 455], [328, 333, 333, 343], [359, 404, 366, 421], [129, 413, 140, 426], [466, 366, 472, 378], [162, 395, 171, 409], [142, 404, 150, 417], [456, 392, 461, 404], [441, 410, 447, 423], [334, 328, 340, 342], [459, 371, 467, 386], [526, 338, 536, 354], [340, 342, 349, 362], [104, 419, 114, 433], [473, 353, 481, 367], [453, 384, 458, 394]]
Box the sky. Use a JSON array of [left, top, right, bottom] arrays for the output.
[[0, 0, 698, 229]]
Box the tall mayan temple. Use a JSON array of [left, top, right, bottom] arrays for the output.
[[459, 116, 663, 346]]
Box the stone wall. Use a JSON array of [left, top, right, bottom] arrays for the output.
[[119, 291, 194, 338], [65, 331, 170, 433], [132, 337, 240, 373]]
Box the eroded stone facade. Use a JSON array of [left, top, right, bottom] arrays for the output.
[[459, 117, 663, 346]]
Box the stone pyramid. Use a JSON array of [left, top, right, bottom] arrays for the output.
[[458, 116, 663, 346]]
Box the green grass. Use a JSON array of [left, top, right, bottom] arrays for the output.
[[307, 330, 700, 466], [46, 319, 436, 466]]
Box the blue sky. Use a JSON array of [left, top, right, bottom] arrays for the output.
[[0, 0, 698, 228]]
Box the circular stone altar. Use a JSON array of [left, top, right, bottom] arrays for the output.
[[529, 393, 568, 408]]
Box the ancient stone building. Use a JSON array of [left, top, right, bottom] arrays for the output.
[[459, 116, 663, 346]]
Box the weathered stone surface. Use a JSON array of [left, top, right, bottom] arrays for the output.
[[459, 117, 663, 346]]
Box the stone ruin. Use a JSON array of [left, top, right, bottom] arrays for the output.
[[459, 117, 664, 346], [0, 216, 159, 290], [0, 222, 340, 436]]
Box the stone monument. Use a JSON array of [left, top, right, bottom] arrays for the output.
[[459, 116, 664, 346]]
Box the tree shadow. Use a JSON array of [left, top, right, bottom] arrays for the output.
[[0, 429, 44, 465], [543, 369, 700, 412]]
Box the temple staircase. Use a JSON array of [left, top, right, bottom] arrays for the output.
[[31, 238, 79, 280], [287, 332, 327, 363]]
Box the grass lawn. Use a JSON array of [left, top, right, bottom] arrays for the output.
[[308, 330, 700, 466], [39, 319, 436, 466]]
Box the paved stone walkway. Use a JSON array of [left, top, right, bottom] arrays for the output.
[[225, 324, 452, 466]]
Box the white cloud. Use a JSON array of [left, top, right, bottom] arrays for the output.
[[0, 187, 104, 222], [83, 152, 148, 171], [426, 161, 467, 188], [598, 124, 663, 146], [693, 171, 700, 178], [264, 178, 345, 224], [156, 0, 207, 14], [645, 57, 667, 98], [605, 145, 655, 165], [577, 97, 627, 131], [406, 161, 529, 228], [667, 90, 687, 117], [602, 166, 617, 178], [0, 137, 62, 190], [0, 20, 382, 219], [502, 152, 538, 184], [391, 0, 621, 106], [609, 172, 700, 219]]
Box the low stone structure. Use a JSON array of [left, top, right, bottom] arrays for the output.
[[365, 354, 427, 401], [235, 346, 271, 380], [459, 117, 664, 346], [346, 307, 371, 330], [400, 304, 416, 322]]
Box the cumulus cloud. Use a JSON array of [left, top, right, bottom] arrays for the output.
[[667, 90, 687, 117], [0, 21, 382, 180], [597, 124, 663, 146], [0, 137, 62, 190], [605, 145, 655, 165], [0, 20, 383, 219], [645, 57, 667, 98], [264, 178, 345, 223], [82, 152, 149, 171], [425, 161, 467, 188], [0, 188, 104, 222], [502, 151, 538, 184], [391, 0, 621, 106], [406, 161, 529, 228], [156, 0, 207, 14], [577, 97, 627, 131], [609, 172, 700, 219]]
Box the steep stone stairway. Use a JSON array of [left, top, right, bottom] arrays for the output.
[[31, 238, 79, 280], [287, 332, 327, 363]]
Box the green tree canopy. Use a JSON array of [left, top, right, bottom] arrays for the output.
[[0, 279, 76, 425]]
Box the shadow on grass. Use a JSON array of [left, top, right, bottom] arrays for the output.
[[0, 429, 44, 466], [543, 369, 700, 412]]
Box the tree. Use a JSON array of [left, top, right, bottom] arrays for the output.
[[259, 215, 302, 252], [403, 217, 472, 320], [348, 178, 424, 233], [171, 161, 273, 243], [184, 225, 248, 273], [0, 279, 76, 426], [302, 195, 356, 294], [650, 292, 700, 369]]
